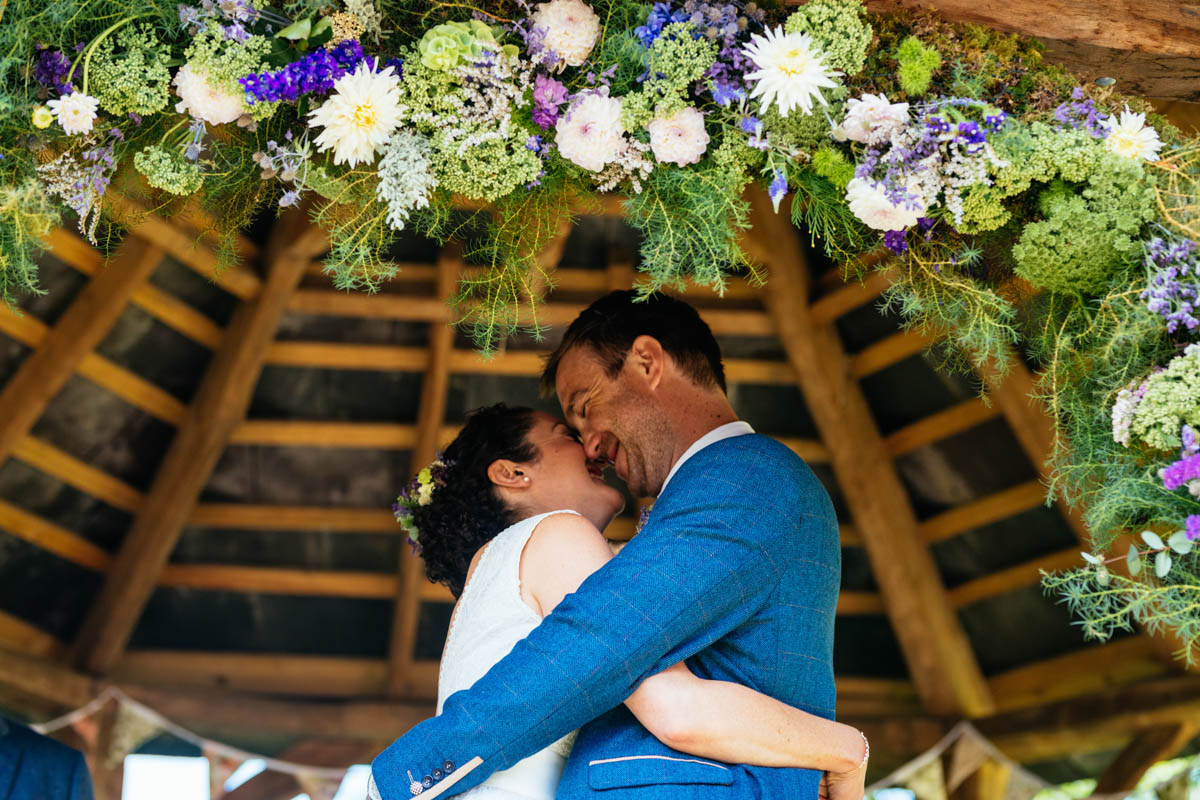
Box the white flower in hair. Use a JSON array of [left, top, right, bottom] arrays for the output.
[[743, 26, 838, 118]]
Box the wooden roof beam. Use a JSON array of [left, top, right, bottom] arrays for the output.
[[1094, 722, 1199, 794], [0, 237, 163, 464], [744, 187, 994, 717], [69, 207, 326, 676]]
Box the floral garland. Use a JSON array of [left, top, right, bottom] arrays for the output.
[[2, 0, 1199, 660]]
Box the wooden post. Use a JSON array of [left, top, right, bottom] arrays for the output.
[[384, 247, 461, 699], [70, 208, 327, 676], [0, 237, 163, 462], [744, 187, 994, 718], [1095, 723, 1198, 794]]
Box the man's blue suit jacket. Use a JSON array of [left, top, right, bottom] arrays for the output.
[[0, 718, 94, 800], [373, 433, 840, 799]]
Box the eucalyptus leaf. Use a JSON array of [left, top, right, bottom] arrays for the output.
[[1096, 566, 1111, 586], [1155, 550, 1172, 578], [1168, 531, 1195, 555], [277, 18, 312, 41], [1141, 530, 1165, 550], [310, 16, 332, 37], [1128, 544, 1142, 576], [1081, 551, 1103, 565]]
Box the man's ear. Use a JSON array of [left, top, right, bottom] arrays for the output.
[[627, 335, 665, 390], [487, 459, 529, 489]]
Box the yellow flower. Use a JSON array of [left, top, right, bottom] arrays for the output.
[[31, 106, 54, 129]]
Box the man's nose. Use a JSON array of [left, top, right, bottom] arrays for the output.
[[582, 431, 606, 461]]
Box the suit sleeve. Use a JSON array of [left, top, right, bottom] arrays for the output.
[[371, 447, 829, 800]]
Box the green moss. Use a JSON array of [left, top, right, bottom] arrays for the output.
[[811, 145, 854, 191], [895, 36, 942, 96]]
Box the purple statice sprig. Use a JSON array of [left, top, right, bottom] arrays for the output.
[[1143, 233, 1200, 335], [1053, 87, 1108, 139], [240, 39, 366, 104], [883, 229, 908, 254], [33, 47, 74, 96]]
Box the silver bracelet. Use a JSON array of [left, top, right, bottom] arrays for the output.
[[855, 731, 870, 771]]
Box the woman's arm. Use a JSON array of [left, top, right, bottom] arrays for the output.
[[521, 513, 867, 780]]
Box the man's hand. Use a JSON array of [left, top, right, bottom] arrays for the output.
[[820, 761, 867, 800]]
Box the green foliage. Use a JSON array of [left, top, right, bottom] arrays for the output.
[[810, 146, 854, 191], [895, 36, 941, 96], [790, 167, 870, 265], [762, 85, 848, 156], [134, 144, 204, 195], [0, 179, 58, 302], [623, 23, 717, 129], [89, 23, 173, 116], [184, 27, 277, 121], [417, 19, 511, 71], [432, 134, 542, 204], [1128, 346, 1200, 452], [784, 0, 872, 77]]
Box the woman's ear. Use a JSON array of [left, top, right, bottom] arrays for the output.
[[487, 459, 530, 489]]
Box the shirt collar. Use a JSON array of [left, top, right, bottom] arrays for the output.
[[659, 421, 755, 496]]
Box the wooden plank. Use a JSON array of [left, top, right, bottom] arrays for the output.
[[0, 305, 49, 347], [70, 208, 326, 676], [744, 187, 994, 718], [850, 330, 936, 379], [1095, 723, 1198, 793], [988, 637, 1167, 713], [0, 609, 64, 660], [0, 498, 112, 571], [947, 548, 1083, 608], [189, 504, 399, 532], [1040, 40, 1200, 102], [919, 481, 1048, 544], [11, 436, 143, 513], [810, 268, 896, 325], [837, 592, 886, 615], [958, 760, 1011, 800], [230, 420, 420, 449], [77, 353, 188, 425], [855, 0, 1200, 58], [159, 564, 397, 598], [775, 437, 830, 463], [266, 341, 428, 371], [885, 399, 1001, 458], [387, 247, 460, 699], [0, 238, 163, 464], [0, 649, 97, 709]]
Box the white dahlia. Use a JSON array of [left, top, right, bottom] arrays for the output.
[[648, 106, 710, 167], [308, 63, 405, 167], [1103, 108, 1163, 162], [845, 177, 926, 231], [833, 93, 909, 145], [555, 92, 624, 172], [173, 63, 245, 126], [532, 0, 601, 68], [743, 26, 838, 118], [47, 91, 99, 135]]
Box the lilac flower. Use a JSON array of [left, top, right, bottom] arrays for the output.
[[984, 112, 1007, 132], [1163, 454, 1200, 492], [33, 47, 73, 95], [768, 169, 787, 212], [1052, 88, 1108, 138], [1188, 514, 1200, 542], [925, 116, 950, 135], [739, 115, 759, 134], [223, 22, 251, 43], [917, 216, 935, 232], [240, 39, 366, 104], [883, 229, 908, 254], [531, 73, 568, 130], [1142, 234, 1200, 333], [1183, 425, 1199, 457]]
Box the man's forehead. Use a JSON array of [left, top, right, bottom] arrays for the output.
[[554, 347, 604, 404]]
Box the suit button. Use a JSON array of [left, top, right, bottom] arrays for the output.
[[433, 770, 443, 780], [444, 760, 456, 772], [423, 776, 434, 789]]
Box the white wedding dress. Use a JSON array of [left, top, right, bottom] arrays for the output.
[[370, 510, 579, 800]]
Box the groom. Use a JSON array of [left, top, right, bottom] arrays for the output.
[[372, 290, 841, 799]]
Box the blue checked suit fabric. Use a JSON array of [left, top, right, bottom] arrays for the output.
[[372, 434, 841, 800]]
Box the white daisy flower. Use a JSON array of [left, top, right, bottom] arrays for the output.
[[308, 62, 405, 167], [742, 26, 838, 118], [1103, 107, 1163, 162], [47, 91, 100, 135]]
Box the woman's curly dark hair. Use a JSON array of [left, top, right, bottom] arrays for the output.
[[412, 403, 539, 598]]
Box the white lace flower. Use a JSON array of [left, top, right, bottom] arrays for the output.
[[648, 106, 709, 167], [173, 63, 245, 126], [308, 62, 405, 167], [1103, 108, 1162, 162], [845, 177, 926, 231], [532, 0, 601, 68], [555, 91, 624, 172], [47, 92, 99, 135], [743, 26, 838, 118], [833, 93, 909, 145]]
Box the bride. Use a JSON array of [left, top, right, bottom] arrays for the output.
[[371, 404, 868, 800]]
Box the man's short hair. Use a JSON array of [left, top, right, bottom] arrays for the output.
[[541, 290, 727, 395]]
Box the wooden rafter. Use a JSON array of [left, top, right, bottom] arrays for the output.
[[0, 237, 163, 463], [385, 246, 462, 699], [744, 188, 994, 717], [1095, 722, 1199, 793], [69, 208, 326, 675]]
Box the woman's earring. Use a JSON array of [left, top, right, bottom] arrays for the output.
[[523, 476, 530, 483]]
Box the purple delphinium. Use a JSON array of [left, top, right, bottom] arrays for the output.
[[1052, 87, 1108, 139], [1188, 514, 1200, 542], [1163, 454, 1200, 493], [635, 3, 691, 47], [711, 80, 744, 107], [33, 47, 74, 96], [240, 39, 366, 104], [531, 73, 568, 130], [768, 169, 788, 211], [1143, 235, 1200, 334], [883, 229, 908, 254]]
